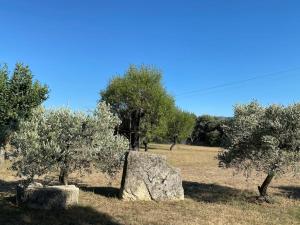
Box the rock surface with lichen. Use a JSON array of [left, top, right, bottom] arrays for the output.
[[120, 151, 184, 201]]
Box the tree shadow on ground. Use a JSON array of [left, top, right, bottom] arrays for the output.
[[275, 185, 300, 200], [183, 181, 255, 203], [80, 186, 120, 198], [0, 179, 19, 192], [0, 179, 123, 225]]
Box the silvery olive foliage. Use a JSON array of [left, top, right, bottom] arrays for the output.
[[88, 102, 129, 177], [219, 101, 300, 177], [12, 102, 128, 183]]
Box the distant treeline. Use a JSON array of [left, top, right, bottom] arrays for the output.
[[188, 115, 231, 147], [153, 114, 231, 148]]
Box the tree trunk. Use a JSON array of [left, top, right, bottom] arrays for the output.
[[143, 139, 148, 152], [170, 135, 178, 151], [258, 172, 275, 197], [130, 110, 141, 151], [59, 167, 69, 185], [3, 134, 11, 160]]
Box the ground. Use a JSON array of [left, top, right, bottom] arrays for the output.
[[1, 144, 300, 225]]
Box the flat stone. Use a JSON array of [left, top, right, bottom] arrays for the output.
[[16, 183, 79, 209], [120, 151, 184, 201]]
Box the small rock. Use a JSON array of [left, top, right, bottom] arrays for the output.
[[0, 148, 4, 163], [27, 182, 44, 188]]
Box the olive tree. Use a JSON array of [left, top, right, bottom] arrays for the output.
[[12, 102, 128, 185], [0, 63, 48, 153], [218, 101, 300, 201]]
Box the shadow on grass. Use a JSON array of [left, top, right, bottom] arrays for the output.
[[0, 179, 123, 225], [275, 185, 300, 199], [0, 180, 19, 192], [183, 181, 254, 203], [80, 186, 120, 198], [0, 201, 124, 225]]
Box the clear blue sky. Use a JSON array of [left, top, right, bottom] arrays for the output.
[[1, 0, 299, 116]]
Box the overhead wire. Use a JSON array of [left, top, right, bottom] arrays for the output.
[[174, 66, 300, 98]]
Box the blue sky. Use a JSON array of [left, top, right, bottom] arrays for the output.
[[0, 0, 299, 116]]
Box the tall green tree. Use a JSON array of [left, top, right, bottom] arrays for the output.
[[101, 65, 174, 151], [0, 63, 48, 152], [218, 101, 300, 202]]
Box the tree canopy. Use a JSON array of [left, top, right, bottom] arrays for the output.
[[101, 65, 174, 150], [218, 101, 300, 201], [0, 63, 48, 151]]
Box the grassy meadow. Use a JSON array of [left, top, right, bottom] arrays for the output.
[[1, 144, 300, 225]]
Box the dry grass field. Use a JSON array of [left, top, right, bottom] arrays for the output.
[[1, 144, 300, 225]]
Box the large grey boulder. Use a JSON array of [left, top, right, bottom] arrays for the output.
[[16, 182, 79, 209], [120, 151, 184, 201]]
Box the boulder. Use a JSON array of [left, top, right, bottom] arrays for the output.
[[16, 182, 79, 209], [120, 151, 184, 201]]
